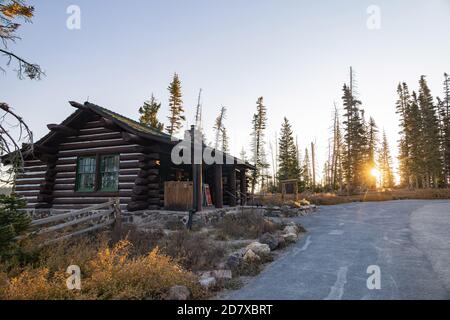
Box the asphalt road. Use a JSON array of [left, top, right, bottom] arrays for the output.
[[225, 200, 450, 300]]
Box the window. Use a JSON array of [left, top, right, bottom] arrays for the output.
[[100, 155, 119, 191], [76, 156, 96, 192], [75, 154, 119, 192]]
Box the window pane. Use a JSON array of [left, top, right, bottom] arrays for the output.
[[76, 156, 96, 191], [100, 155, 119, 191]]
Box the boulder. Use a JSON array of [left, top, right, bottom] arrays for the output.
[[246, 242, 271, 256], [259, 233, 279, 251], [243, 249, 260, 262], [213, 269, 232, 280], [199, 276, 217, 289], [199, 270, 232, 281], [167, 285, 190, 300], [282, 232, 298, 243], [226, 249, 245, 268], [284, 222, 302, 235]]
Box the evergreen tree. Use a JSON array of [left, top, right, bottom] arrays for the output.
[[366, 117, 378, 189], [378, 131, 395, 188], [418, 76, 442, 187], [0, 195, 30, 259], [250, 97, 269, 194], [440, 73, 450, 187], [139, 94, 164, 131], [341, 84, 365, 191], [302, 148, 312, 189], [277, 117, 300, 181], [166, 73, 185, 136]]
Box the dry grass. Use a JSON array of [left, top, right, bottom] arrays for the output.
[[215, 209, 280, 240], [257, 189, 450, 206], [0, 237, 205, 300], [159, 230, 225, 272]]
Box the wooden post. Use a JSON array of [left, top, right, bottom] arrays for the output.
[[240, 168, 247, 205], [214, 164, 223, 208], [229, 167, 236, 207]]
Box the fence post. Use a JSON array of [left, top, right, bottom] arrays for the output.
[[112, 198, 122, 234]]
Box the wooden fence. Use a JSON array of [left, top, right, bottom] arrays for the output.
[[22, 198, 121, 244]]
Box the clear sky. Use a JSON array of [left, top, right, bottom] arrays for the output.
[[2, 0, 450, 181]]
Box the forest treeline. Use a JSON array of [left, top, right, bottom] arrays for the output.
[[139, 69, 450, 195]]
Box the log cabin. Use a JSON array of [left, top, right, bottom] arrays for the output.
[[2, 101, 254, 212]]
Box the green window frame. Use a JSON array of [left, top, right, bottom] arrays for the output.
[[75, 156, 97, 192], [99, 154, 120, 191], [75, 154, 119, 192]]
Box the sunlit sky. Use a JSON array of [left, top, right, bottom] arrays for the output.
[[2, 0, 450, 181]]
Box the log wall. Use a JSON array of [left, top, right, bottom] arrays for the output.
[[14, 117, 162, 212]]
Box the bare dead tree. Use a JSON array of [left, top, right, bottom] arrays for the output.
[[0, 1, 44, 80], [0, 102, 33, 186]]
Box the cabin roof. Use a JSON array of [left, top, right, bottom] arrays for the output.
[[4, 101, 255, 169]]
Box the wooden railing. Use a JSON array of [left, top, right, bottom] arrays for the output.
[[21, 199, 121, 244]]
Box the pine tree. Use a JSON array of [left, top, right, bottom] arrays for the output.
[[440, 73, 450, 187], [302, 148, 312, 189], [166, 73, 185, 136], [396, 83, 412, 187], [250, 97, 269, 194], [418, 76, 442, 187], [366, 117, 378, 189], [277, 117, 299, 181], [378, 131, 395, 188], [139, 94, 164, 131], [341, 83, 365, 191]]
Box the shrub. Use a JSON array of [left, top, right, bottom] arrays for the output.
[[159, 230, 225, 272], [0, 195, 30, 260], [216, 210, 280, 239], [0, 239, 204, 300]]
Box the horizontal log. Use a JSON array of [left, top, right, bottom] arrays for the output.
[[55, 165, 76, 173], [137, 170, 149, 178], [119, 176, 138, 183], [122, 132, 147, 145], [53, 191, 131, 198], [64, 132, 123, 143], [80, 120, 106, 129], [148, 175, 159, 183], [37, 194, 53, 203], [134, 178, 148, 186], [16, 172, 45, 180], [147, 205, 160, 210], [147, 198, 160, 205], [148, 190, 159, 197], [131, 195, 148, 202], [99, 117, 119, 130], [57, 145, 140, 157], [52, 198, 130, 205], [23, 165, 47, 173], [35, 203, 53, 209], [119, 161, 139, 169], [15, 185, 41, 192], [127, 201, 149, 211], [34, 144, 58, 155], [47, 124, 78, 136], [15, 179, 45, 186], [133, 186, 148, 195], [148, 183, 159, 190], [59, 139, 127, 151], [37, 154, 57, 163], [56, 158, 76, 165], [77, 127, 115, 135]]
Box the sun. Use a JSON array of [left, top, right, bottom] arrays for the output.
[[370, 168, 381, 179]]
